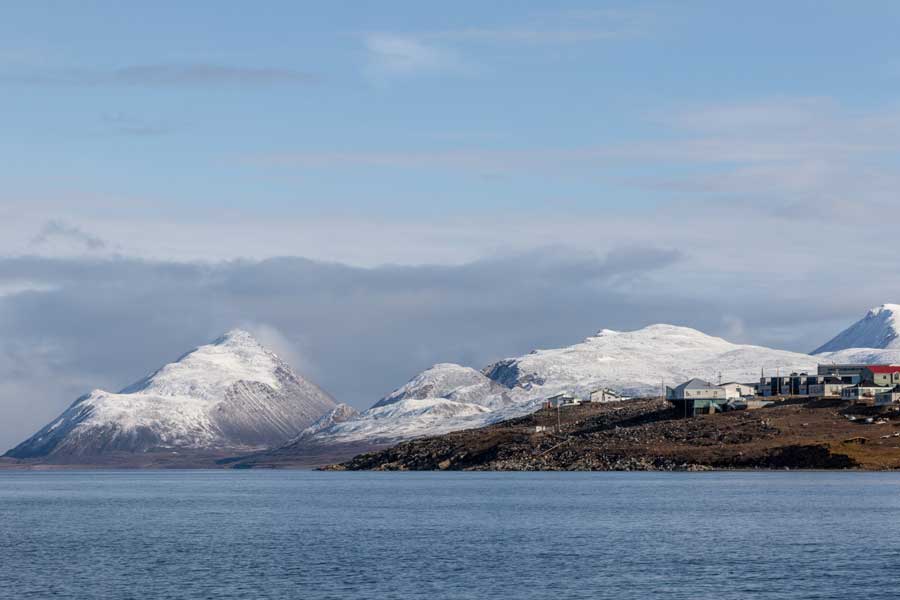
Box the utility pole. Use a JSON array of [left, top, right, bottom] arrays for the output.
[[556, 401, 561, 433]]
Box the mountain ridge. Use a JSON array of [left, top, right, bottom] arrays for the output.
[[12, 304, 900, 467]]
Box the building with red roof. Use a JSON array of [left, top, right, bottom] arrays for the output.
[[864, 365, 900, 387]]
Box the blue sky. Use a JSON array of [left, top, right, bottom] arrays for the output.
[[3, 1, 899, 226], [3, 2, 900, 449]]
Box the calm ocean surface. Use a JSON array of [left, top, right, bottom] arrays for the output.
[[2, 471, 900, 599]]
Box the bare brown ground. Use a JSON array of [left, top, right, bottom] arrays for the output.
[[329, 397, 900, 471]]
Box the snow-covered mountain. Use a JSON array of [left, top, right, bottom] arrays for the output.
[[293, 364, 508, 445], [293, 324, 819, 446], [814, 304, 900, 353], [483, 324, 817, 398], [6, 330, 336, 458]]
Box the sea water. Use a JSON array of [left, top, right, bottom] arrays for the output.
[[2, 471, 899, 599]]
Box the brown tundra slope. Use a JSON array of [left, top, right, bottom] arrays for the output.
[[325, 397, 900, 471]]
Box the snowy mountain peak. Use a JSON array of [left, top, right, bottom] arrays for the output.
[[6, 330, 336, 458], [120, 329, 283, 400], [813, 304, 900, 353], [374, 363, 511, 409], [870, 303, 900, 316]]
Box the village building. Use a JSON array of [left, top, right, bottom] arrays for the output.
[[719, 382, 757, 399], [760, 366, 872, 397], [547, 392, 579, 407], [841, 383, 894, 405], [666, 378, 729, 417], [666, 378, 728, 401], [875, 385, 900, 406], [807, 377, 852, 398], [589, 388, 623, 403], [759, 373, 819, 396], [863, 366, 900, 387], [816, 364, 867, 384]]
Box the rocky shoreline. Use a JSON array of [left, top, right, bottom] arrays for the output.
[[325, 397, 900, 471]]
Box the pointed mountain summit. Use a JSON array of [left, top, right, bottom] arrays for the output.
[[813, 304, 900, 354], [6, 330, 336, 459]]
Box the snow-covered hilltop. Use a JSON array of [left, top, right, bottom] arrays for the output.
[[6, 330, 336, 458], [483, 324, 817, 399], [814, 304, 900, 353]]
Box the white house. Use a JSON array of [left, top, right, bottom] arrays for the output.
[[719, 382, 757, 400], [666, 378, 728, 401], [589, 388, 623, 403], [547, 392, 579, 407]]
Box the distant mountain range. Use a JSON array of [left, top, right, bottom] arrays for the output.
[[284, 304, 900, 450], [8, 304, 900, 465]]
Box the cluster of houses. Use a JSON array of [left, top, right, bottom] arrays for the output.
[[666, 364, 900, 417], [541, 364, 900, 419]]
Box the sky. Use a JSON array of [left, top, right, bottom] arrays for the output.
[[2, 1, 900, 450]]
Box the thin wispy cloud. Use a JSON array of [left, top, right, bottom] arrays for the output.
[[361, 8, 650, 80], [0, 63, 318, 87], [101, 112, 174, 136]]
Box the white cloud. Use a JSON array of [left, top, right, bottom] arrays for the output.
[[360, 9, 650, 81], [363, 34, 461, 81]]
